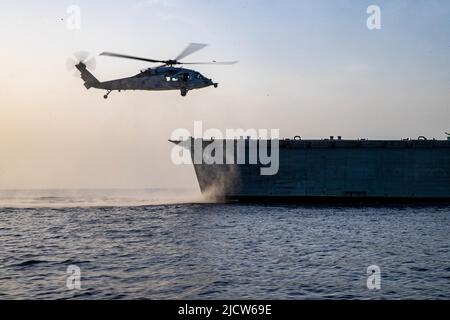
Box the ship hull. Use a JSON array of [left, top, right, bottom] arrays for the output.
[[223, 195, 450, 205], [183, 139, 450, 204]]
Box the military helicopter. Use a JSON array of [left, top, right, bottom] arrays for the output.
[[67, 43, 237, 99]]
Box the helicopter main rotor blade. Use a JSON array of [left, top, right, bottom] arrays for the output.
[[181, 61, 238, 65], [100, 45, 236, 66], [174, 43, 208, 61], [100, 52, 165, 64]]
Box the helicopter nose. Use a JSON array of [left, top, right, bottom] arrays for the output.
[[204, 78, 214, 86]]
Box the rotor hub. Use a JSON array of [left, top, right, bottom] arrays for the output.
[[164, 60, 179, 66]]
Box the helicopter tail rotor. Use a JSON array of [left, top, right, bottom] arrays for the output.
[[66, 52, 99, 89], [66, 51, 97, 75]]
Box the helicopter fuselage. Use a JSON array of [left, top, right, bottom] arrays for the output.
[[93, 67, 216, 93]]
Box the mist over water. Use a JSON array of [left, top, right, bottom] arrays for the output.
[[0, 189, 206, 208]]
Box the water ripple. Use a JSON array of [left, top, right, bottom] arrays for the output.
[[0, 202, 449, 299]]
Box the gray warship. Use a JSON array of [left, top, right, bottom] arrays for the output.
[[172, 135, 450, 203]]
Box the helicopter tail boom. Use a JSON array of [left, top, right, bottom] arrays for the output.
[[75, 62, 100, 89]]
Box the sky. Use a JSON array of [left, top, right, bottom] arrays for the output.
[[0, 0, 449, 189]]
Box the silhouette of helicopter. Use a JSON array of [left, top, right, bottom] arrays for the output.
[[67, 43, 237, 99]]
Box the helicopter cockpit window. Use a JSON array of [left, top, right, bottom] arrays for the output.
[[165, 75, 179, 82]]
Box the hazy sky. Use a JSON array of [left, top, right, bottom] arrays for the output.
[[0, 0, 449, 189]]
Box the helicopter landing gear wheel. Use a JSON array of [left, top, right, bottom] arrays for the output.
[[213, 83, 218, 88], [180, 88, 187, 97], [103, 90, 112, 99]]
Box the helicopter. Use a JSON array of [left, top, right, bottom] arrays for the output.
[[67, 43, 237, 99]]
